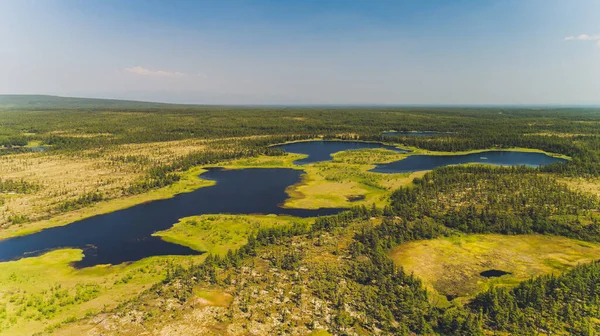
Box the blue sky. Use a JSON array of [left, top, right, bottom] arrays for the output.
[[1, 0, 599, 105]]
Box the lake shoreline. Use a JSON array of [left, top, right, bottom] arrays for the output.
[[0, 141, 570, 241]]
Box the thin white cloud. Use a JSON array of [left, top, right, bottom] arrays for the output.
[[124, 66, 185, 77], [564, 34, 600, 49], [564, 34, 600, 41]]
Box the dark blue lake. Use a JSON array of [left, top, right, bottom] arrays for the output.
[[272, 140, 408, 164], [370, 150, 566, 173], [0, 168, 342, 268]]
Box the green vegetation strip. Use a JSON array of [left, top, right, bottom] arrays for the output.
[[154, 214, 313, 255]]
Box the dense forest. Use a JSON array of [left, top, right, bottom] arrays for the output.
[[387, 165, 600, 241]]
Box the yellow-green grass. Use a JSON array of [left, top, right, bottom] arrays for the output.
[[283, 164, 423, 209], [193, 289, 234, 307], [332, 147, 409, 165], [219, 153, 306, 169], [558, 177, 600, 199], [154, 214, 312, 255], [283, 149, 425, 209], [0, 166, 215, 240], [284, 172, 375, 209], [0, 248, 203, 336], [389, 234, 600, 306], [24, 140, 43, 148]]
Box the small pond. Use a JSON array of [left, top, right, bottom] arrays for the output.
[[346, 195, 366, 202], [480, 269, 512, 278]]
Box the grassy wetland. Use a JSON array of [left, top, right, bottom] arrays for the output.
[[389, 234, 600, 305], [0, 250, 201, 335], [3, 96, 600, 334]]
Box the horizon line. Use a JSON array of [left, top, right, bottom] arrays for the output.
[[2, 93, 600, 109]]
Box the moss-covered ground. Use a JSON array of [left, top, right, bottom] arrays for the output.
[[0, 249, 202, 335], [389, 234, 600, 306], [154, 214, 313, 255]]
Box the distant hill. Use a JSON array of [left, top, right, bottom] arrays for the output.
[[0, 95, 187, 110]]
